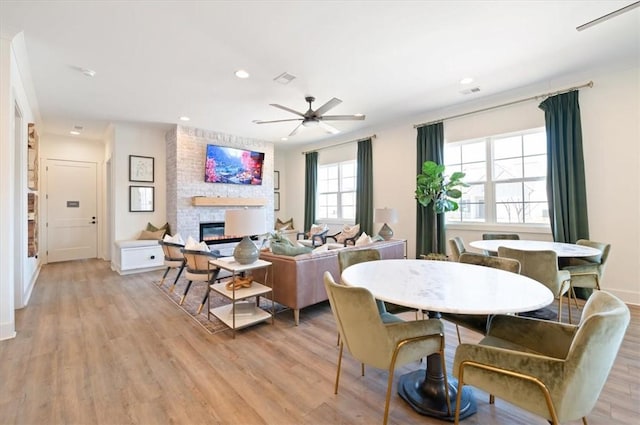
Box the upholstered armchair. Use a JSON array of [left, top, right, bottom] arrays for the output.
[[481, 233, 520, 256], [323, 271, 449, 425], [452, 290, 630, 425], [441, 252, 521, 343], [498, 246, 572, 323], [296, 224, 329, 247], [158, 240, 186, 290], [448, 236, 467, 262], [562, 239, 611, 302]]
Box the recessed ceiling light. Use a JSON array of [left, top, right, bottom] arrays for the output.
[[460, 77, 474, 85], [179, 116, 190, 121], [235, 69, 250, 79], [79, 67, 96, 77], [70, 130, 81, 135], [281, 137, 288, 141]]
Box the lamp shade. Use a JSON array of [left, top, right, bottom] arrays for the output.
[[374, 208, 398, 224], [225, 208, 266, 237]]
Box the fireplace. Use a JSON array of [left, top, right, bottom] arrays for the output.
[[199, 222, 260, 245]]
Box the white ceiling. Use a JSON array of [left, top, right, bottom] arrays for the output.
[[1, 1, 638, 145]]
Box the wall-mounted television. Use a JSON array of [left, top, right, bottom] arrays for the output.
[[204, 144, 264, 185]]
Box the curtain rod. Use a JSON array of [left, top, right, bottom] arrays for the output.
[[301, 134, 377, 155], [414, 81, 594, 129]]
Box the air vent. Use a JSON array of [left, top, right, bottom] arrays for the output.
[[460, 87, 481, 95], [73, 125, 84, 131], [273, 72, 296, 85]]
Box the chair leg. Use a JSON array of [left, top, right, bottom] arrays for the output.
[[334, 342, 344, 395], [180, 280, 193, 305], [439, 349, 452, 416], [567, 291, 572, 324], [383, 364, 397, 425], [169, 264, 185, 293], [582, 417, 588, 425], [158, 267, 171, 286], [557, 297, 562, 322], [455, 324, 462, 344], [361, 363, 365, 376], [489, 394, 495, 404]]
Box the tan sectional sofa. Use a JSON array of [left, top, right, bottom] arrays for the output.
[[253, 239, 406, 325]]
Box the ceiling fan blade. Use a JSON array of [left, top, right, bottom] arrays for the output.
[[254, 118, 303, 124], [289, 123, 305, 136], [318, 121, 340, 135], [270, 104, 306, 117], [313, 97, 342, 116], [320, 114, 366, 121]]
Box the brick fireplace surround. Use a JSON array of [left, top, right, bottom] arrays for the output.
[[165, 126, 275, 245]]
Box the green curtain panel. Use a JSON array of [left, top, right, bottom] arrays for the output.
[[355, 138, 373, 235], [539, 90, 590, 243], [304, 151, 318, 232], [416, 122, 445, 256]]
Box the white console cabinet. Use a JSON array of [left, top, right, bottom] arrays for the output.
[[113, 240, 164, 275]]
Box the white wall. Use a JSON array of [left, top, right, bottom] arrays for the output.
[[112, 123, 169, 243], [280, 64, 640, 304], [0, 34, 37, 339], [39, 134, 106, 261]]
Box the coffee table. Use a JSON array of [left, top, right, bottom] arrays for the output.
[[341, 259, 553, 421]]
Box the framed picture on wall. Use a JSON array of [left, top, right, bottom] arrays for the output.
[[274, 192, 280, 211], [129, 155, 154, 182], [274, 170, 280, 190], [129, 186, 154, 212]]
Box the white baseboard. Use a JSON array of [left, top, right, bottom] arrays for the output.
[[0, 321, 16, 341]]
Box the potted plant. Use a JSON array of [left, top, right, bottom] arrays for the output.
[[415, 160, 467, 256]]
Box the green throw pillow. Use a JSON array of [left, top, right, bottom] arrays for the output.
[[147, 222, 171, 237], [271, 241, 312, 256]]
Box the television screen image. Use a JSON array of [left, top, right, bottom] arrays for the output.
[[204, 144, 264, 185]]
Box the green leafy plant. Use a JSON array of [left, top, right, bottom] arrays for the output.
[[415, 160, 467, 254]]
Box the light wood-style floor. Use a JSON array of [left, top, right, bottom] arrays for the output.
[[1, 259, 638, 425]]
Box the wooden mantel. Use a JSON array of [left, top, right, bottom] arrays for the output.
[[191, 197, 268, 207]]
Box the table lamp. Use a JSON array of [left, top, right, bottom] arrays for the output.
[[225, 207, 266, 264], [374, 207, 398, 241]]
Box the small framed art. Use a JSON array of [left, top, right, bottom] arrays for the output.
[[274, 192, 280, 211], [129, 155, 154, 182], [274, 170, 280, 190], [129, 186, 154, 212]]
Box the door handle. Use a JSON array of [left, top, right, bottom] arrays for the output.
[[90, 221, 96, 224]]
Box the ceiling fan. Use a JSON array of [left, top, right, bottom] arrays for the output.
[[254, 96, 365, 137]]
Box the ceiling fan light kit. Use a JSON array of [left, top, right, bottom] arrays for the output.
[[255, 95, 365, 137]]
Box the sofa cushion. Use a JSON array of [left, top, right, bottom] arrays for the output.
[[271, 241, 313, 256]]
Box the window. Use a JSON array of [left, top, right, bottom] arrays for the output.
[[444, 128, 549, 225], [317, 160, 356, 220]]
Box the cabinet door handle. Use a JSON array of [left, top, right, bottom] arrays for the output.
[[150, 255, 155, 260]]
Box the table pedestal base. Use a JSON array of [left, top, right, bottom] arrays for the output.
[[398, 358, 477, 421]]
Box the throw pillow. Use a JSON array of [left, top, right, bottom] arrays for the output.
[[163, 233, 185, 245], [308, 223, 328, 236], [336, 224, 360, 244], [147, 222, 171, 237], [312, 244, 329, 254], [271, 241, 313, 256], [355, 232, 374, 247], [185, 236, 210, 252], [138, 229, 165, 240], [275, 217, 294, 231]]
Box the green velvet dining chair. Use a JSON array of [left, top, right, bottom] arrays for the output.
[[448, 236, 467, 262], [452, 290, 630, 425], [561, 239, 611, 307], [441, 252, 521, 344], [481, 233, 520, 256], [323, 271, 449, 425], [498, 246, 572, 323]]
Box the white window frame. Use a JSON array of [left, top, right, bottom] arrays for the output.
[[317, 160, 357, 223], [444, 127, 550, 231]]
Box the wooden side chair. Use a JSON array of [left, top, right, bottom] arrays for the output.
[[180, 248, 231, 314], [158, 240, 186, 291]]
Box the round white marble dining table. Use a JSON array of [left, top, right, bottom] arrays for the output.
[[340, 259, 554, 421], [469, 239, 600, 257], [341, 258, 554, 315]]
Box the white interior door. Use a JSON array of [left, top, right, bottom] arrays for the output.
[[46, 159, 97, 262]]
